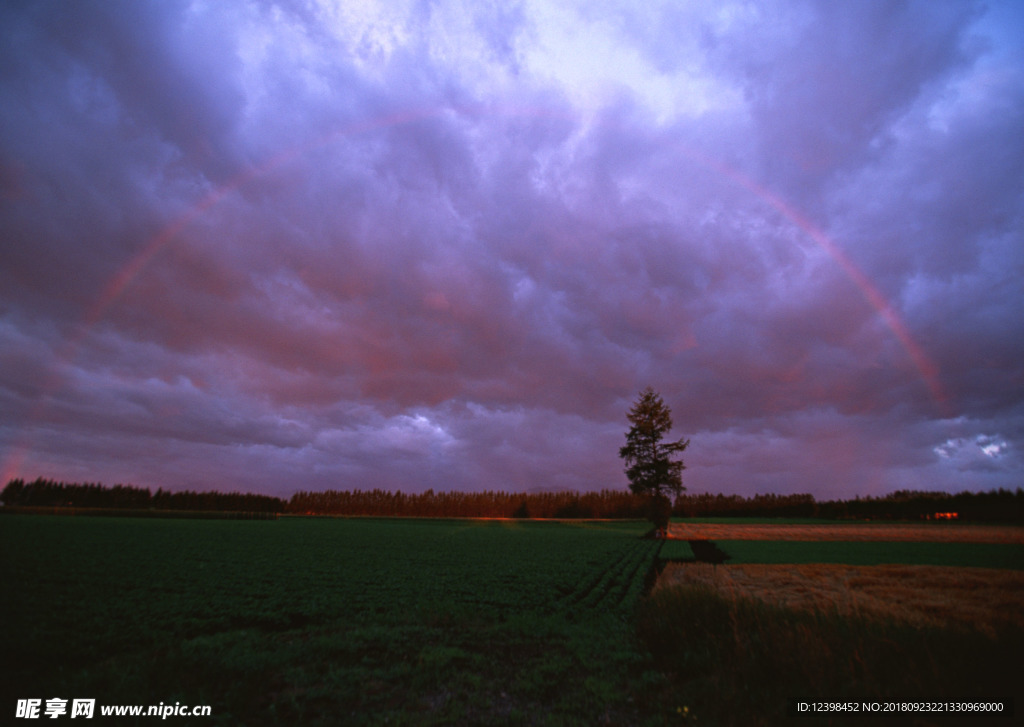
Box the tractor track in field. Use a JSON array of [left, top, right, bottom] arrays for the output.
[[607, 539, 660, 611], [555, 544, 633, 613], [577, 541, 643, 612], [555, 539, 659, 617]]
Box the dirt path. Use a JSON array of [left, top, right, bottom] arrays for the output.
[[667, 522, 1024, 543]]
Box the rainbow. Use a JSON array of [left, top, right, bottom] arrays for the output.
[[1, 105, 950, 483]]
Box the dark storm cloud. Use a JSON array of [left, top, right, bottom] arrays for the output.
[[1, 0, 1021, 498], [33, 0, 245, 176], [0, 0, 244, 331]]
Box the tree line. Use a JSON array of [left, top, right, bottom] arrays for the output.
[[286, 488, 651, 518], [675, 489, 1024, 521], [2, 477, 1021, 521], [0, 478, 285, 514]]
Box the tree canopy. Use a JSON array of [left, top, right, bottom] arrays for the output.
[[619, 387, 689, 500]]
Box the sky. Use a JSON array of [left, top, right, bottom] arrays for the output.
[[1, 0, 1022, 501]]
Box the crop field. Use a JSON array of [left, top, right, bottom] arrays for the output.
[[0, 515, 666, 726], [3, 515, 1022, 726], [667, 521, 1024, 543], [656, 539, 695, 561], [711, 539, 1024, 568], [644, 521, 1023, 726], [656, 563, 1024, 634]]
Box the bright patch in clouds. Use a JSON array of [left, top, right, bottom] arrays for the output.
[[935, 435, 1009, 460]]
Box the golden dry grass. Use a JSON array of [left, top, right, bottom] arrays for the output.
[[666, 522, 1024, 543], [655, 562, 1024, 636]]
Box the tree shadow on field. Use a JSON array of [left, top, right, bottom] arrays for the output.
[[644, 539, 732, 596], [688, 539, 731, 565]]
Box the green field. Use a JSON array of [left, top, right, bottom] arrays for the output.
[[716, 539, 1024, 569], [655, 539, 694, 561], [4, 515, 1021, 726], [0, 516, 665, 725]]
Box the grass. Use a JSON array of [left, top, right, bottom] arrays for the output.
[[641, 530, 1022, 725], [636, 581, 1021, 727], [0, 515, 667, 725], [656, 562, 1024, 635]]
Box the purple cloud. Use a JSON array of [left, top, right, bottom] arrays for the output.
[[1, 0, 1022, 499]]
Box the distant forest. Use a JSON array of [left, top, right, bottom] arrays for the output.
[[1, 477, 1021, 522], [0, 478, 284, 515]]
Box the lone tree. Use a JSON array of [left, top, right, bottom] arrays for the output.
[[619, 387, 689, 537]]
